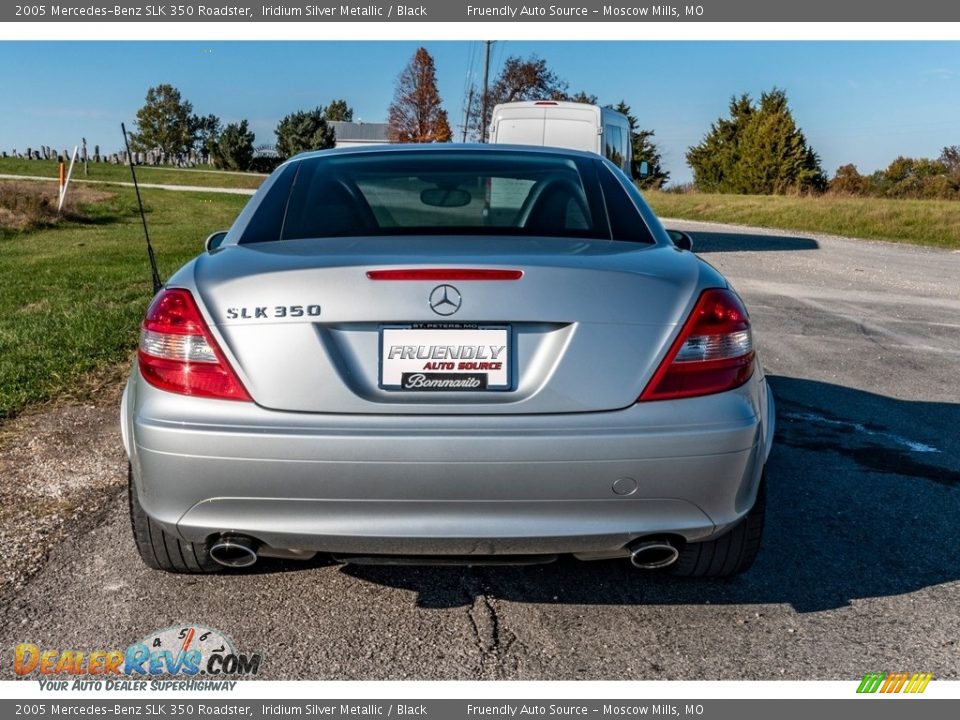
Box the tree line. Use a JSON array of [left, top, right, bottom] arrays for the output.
[[830, 149, 960, 200], [129, 49, 954, 200], [684, 87, 960, 199], [129, 84, 353, 172], [125, 47, 669, 187]]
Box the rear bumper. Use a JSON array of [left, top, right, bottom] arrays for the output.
[[123, 369, 772, 557]]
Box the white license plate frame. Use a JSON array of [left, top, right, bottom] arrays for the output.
[[379, 325, 511, 391]]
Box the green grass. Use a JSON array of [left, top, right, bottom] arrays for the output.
[[0, 184, 249, 418], [644, 191, 960, 249], [0, 157, 265, 190]]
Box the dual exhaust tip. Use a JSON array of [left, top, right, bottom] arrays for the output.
[[208, 535, 680, 570]]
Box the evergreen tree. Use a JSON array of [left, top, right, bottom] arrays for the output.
[[686, 94, 753, 193], [687, 89, 825, 194], [211, 120, 255, 171], [566, 91, 599, 104], [275, 108, 336, 158], [323, 99, 354, 122], [387, 47, 452, 143], [612, 101, 669, 189]]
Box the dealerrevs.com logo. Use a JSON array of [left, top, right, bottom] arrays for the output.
[[15, 625, 261, 690]]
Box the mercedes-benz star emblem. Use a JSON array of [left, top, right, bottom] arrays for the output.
[[429, 284, 462, 316]]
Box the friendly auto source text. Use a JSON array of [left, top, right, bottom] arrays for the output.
[[465, 5, 694, 17]]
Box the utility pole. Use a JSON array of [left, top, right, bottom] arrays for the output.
[[480, 40, 493, 143], [461, 85, 475, 143]]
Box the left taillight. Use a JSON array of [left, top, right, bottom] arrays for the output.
[[138, 288, 251, 402]]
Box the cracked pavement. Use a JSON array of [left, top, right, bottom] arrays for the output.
[[2, 220, 959, 680]]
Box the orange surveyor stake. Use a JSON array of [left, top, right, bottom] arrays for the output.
[[58, 160, 65, 191]]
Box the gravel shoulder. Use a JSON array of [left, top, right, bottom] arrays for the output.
[[0, 392, 127, 599]]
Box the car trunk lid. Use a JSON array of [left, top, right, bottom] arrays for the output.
[[191, 236, 700, 414]]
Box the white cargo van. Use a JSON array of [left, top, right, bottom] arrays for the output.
[[488, 100, 635, 176]]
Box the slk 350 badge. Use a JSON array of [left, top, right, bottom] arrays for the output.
[[226, 304, 321, 320]]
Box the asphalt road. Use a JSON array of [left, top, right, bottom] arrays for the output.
[[2, 220, 959, 681]]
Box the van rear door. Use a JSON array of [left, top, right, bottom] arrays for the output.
[[493, 104, 600, 153]]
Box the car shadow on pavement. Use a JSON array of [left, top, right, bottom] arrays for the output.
[[339, 375, 960, 613], [684, 230, 820, 253]]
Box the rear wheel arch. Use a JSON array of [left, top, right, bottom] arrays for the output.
[[669, 474, 766, 578], [128, 464, 221, 574]]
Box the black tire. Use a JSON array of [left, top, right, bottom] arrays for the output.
[[669, 476, 766, 578], [128, 464, 221, 574]]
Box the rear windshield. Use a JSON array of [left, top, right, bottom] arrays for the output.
[[239, 150, 655, 245]]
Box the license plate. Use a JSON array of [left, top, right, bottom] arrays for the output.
[[380, 327, 510, 391]]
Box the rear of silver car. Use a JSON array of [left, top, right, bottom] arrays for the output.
[[121, 145, 774, 575]]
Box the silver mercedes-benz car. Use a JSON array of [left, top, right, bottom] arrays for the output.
[[121, 144, 774, 576]]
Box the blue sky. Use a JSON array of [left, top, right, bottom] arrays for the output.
[[0, 41, 957, 185]]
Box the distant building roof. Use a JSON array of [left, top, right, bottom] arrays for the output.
[[329, 121, 390, 144]]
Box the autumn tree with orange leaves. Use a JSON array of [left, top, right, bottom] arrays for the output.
[[387, 47, 452, 144]]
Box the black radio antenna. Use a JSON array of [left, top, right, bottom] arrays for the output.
[[121, 122, 162, 295]]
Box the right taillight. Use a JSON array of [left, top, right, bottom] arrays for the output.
[[640, 288, 755, 402], [138, 288, 251, 402]]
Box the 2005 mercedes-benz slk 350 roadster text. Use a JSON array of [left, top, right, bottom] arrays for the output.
[[121, 144, 774, 576]]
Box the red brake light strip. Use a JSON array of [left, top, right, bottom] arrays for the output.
[[366, 269, 523, 281]]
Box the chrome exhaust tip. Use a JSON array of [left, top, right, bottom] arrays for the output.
[[629, 540, 679, 570], [209, 535, 259, 568]]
